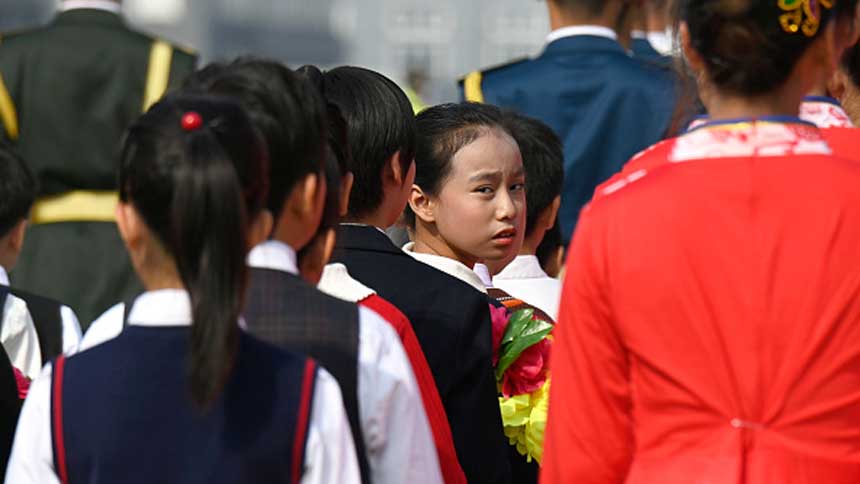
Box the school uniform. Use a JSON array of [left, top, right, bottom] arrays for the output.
[[244, 241, 442, 484], [6, 289, 360, 484], [403, 247, 540, 484], [331, 224, 512, 484], [460, 26, 677, 242], [0, 266, 81, 380], [318, 263, 466, 484], [0, 1, 197, 326], [544, 117, 860, 483]]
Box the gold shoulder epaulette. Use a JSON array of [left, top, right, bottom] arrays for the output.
[[458, 57, 529, 103]]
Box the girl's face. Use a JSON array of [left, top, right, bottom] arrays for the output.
[[430, 128, 525, 268]]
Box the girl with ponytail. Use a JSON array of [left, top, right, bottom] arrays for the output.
[[544, 1, 860, 482], [6, 94, 360, 484]]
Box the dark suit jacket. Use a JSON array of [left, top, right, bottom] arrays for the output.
[[460, 35, 677, 243], [0, 8, 196, 325], [332, 225, 511, 484]]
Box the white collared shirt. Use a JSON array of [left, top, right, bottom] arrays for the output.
[[493, 255, 562, 321], [248, 241, 442, 484], [7, 289, 360, 484], [472, 263, 494, 289], [0, 266, 82, 380], [318, 263, 376, 303], [59, 0, 122, 14], [402, 243, 488, 294], [546, 25, 618, 45]]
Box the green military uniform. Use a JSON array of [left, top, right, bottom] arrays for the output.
[[0, 7, 197, 328]]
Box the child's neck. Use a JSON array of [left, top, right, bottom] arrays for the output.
[[412, 226, 477, 269]]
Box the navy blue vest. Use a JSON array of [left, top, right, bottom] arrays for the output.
[[50, 327, 316, 484]]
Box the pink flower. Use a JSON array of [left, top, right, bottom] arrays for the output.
[[489, 304, 510, 366], [502, 338, 551, 398], [13, 367, 30, 400]]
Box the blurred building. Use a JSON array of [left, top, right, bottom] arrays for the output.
[[0, 0, 550, 103]]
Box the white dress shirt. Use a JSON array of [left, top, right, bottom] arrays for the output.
[[545, 25, 618, 45], [6, 289, 360, 484], [0, 266, 82, 379], [472, 263, 494, 289], [492, 255, 562, 321], [402, 243, 488, 294], [246, 241, 442, 484]]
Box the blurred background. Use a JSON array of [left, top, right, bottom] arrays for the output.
[[0, 0, 551, 103]]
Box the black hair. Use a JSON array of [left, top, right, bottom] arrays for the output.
[[681, 0, 835, 96], [406, 102, 512, 228], [0, 144, 36, 239], [302, 65, 416, 219], [502, 113, 564, 238], [118, 94, 268, 409], [183, 58, 327, 220]]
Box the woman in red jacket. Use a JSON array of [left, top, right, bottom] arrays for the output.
[[543, 1, 860, 483]]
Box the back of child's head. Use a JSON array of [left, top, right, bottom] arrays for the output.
[[304, 65, 415, 219], [0, 145, 35, 240], [682, 0, 836, 97], [551, 0, 609, 17], [183, 58, 327, 219], [119, 94, 268, 410], [502, 113, 564, 238]]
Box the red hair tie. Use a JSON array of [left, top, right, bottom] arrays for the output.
[[181, 111, 203, 131]]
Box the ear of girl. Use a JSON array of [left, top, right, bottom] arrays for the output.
[[408, 103, 526, 271]]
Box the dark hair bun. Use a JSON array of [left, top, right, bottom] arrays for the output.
[[684, 0, 834, 95]]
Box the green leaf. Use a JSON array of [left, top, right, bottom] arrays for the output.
[[501, 309, 534, 346], [495, 319, 553, 379]]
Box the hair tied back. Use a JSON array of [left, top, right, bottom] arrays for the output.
[[779, 0, 833, 37], [181, 111, 204, 132]]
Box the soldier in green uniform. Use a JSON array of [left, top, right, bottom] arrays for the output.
[[0, 0, 197, 328]]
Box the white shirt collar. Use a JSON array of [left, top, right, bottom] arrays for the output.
[[472, 263, 494, 289], [247, 240, 299, 275], [317, 263, 376, 303], [60, 0, 122, 14], [127, 289, 193, 327], [0, 266, 9, 286], [493, 255, 551, 282], [546, 25, 618, 45], [402, 242, 487, 293], [647, 30, 675, 56]]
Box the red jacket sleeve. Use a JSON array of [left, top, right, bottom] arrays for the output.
[[541, 206, 634, 484]]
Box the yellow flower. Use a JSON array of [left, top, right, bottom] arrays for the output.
[[497, 377, 551, 464]]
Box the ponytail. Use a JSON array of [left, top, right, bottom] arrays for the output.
[[119, 95, 268, 409]]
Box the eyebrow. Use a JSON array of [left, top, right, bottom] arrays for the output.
[[468, 170, 502, 183]]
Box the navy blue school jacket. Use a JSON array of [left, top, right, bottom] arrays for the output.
[[460, 34, 677, 243]]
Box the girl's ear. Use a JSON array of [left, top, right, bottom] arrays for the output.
[[408, 184, 435, 224], [115, 202, 139, 250], [679, 22, 705, 74], [829, 69, 848, 101]]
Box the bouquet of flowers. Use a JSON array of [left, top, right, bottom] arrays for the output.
[[489, 304, 553, 464]]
